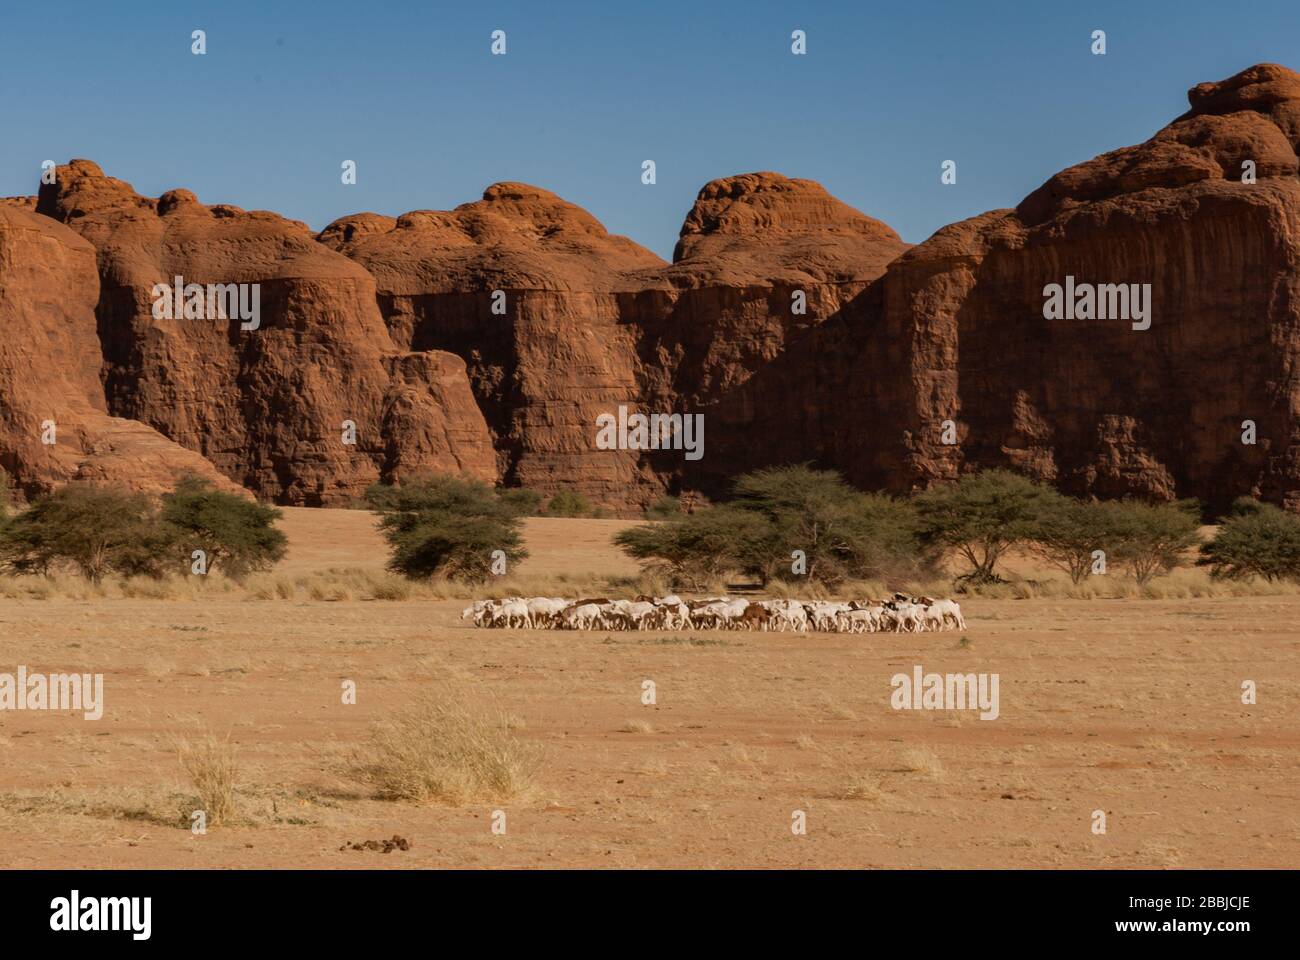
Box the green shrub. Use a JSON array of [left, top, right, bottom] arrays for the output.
[[161, 476, 286, 579], [644, 495, 684, 520], [545, 489, 592, 517], [496, 487, 544, 518], [0, 485, 169, 583], [366, 474, 527, 582], [915, 469, 1058, 583], [1198, 498, 1300, 582]]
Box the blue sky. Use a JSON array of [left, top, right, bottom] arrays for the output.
[[3, 0, 1298, 259]]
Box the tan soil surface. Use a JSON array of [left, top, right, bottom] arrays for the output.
[[0, 512, 1294, 868]]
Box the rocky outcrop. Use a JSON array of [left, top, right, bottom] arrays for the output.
[[876, 62, 1300, 513], [319, 183, 669, 504], [33, 161, 496, 505], [322, 172, 909, 506], [7, 63, 1300, 514], [0, 205, 246, 499], [631, 173, 910, 496]]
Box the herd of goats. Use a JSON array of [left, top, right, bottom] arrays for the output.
[[461, 594, 968, 633]]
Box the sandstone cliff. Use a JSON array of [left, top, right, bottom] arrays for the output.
[[321, 172, 909, 506], [876, 62, 1300, 513], [318, 182, 669, 505], [0, 205, 247, 498], [7, 63, 1300, 515], [631, 172, 910, 497], [32, 161, 496, 505]]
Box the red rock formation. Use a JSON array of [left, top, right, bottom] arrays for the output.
[[322, 172, 908, 506], [632, 172, 910, 496], [670, 172, 905, 285], [319, 183, 669, 505], [879, 62, 1300, 513], [33, 161, 496, 505], [8, 63, 1300, 515], [0, 205, 246, 499]]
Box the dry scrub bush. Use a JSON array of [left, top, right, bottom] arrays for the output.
[[831, 774, 885, 801], [176, 732, 238, 827], [350, 685, 540, 804], [895, 748, 946, 780]]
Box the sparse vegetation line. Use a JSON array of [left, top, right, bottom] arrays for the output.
[[2, 466, 1299, 600]]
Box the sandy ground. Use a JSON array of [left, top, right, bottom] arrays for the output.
[[274, 508, 645, 580], [0, 510, 1295, 868]]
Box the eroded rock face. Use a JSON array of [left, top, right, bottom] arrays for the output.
[[319, 183, 670, 505], [0, 205, 246, 499], [322, 172, 909, 506], [9, 62, 1300, 514], [878, 62, 1300, 513], [34, 161, 496, 505], [633, 172, 910, 496]]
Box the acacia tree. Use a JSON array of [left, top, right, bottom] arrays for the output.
[[365, 474, 527, 582], [1031, 497, 1124, 584], [1198, 498, 1300, 582], [161, 476, 287, 579], [615, 505, 770, 589], [914, 470, 1056, 583], [0, 485, 168, 582], [1107, 499, 1202, 585], [729, 465, 927, 585], [617, 465, 929, 588]]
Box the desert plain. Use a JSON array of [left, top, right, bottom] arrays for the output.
[[0, 509, 1295, 869]]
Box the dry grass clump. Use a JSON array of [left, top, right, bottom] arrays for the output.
[[830, 774, 885, 801], [0, 575, 53, 599], [241, 566, 635, 602], [765, 579, 834, 601], [368, 574, 414, 600], [894, 747, 946, 781], [176, 732, 238, 827], [120, 575, 238, 600], [822, 744, 945, 801], [0, 573, 105, 600], [349, 683, 541, 804]]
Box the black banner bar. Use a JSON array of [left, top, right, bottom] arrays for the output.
[[0, 869, 1283, 946]]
